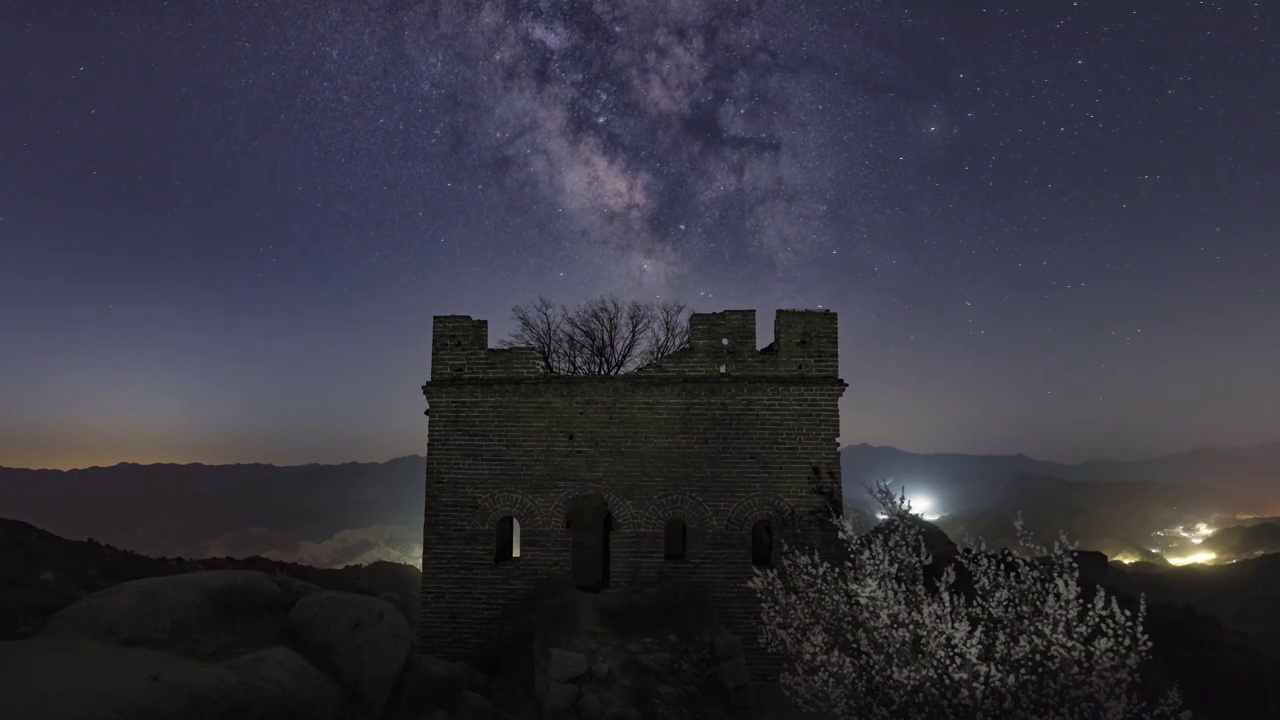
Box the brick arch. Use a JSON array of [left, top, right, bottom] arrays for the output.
[[640, 492, 715, 532], [724, 493, 798, 533], [469, 489, 546, 530], [548, 485, 636, 531]]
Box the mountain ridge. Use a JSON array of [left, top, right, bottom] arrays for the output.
[[840, 441, 1280, 514], [3, 442, 1277, 568]]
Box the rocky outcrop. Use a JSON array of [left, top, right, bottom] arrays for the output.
[[546, 648, 589, 683], [223, 646, 351, 720], [519, 584, 779, 720], [0, 636, 250, 720], [0, 570, 417, 720], [289, 590, 413, 718], [0, 517, 422, 642], [39, 569, 293, 659], [381, 653, 500, 720], [533, 631, 751, 719]]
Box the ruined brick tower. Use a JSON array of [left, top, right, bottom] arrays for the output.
[[419, 309, 846, 679]]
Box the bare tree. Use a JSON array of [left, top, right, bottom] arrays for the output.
[[507, 297, 566, 373], [503, 295, 691, 375], [644, 300, 694, 366]]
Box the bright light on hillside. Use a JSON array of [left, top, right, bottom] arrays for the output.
[[1166, 551, 1216, 566], [872, 493, 941, 522], [909, 495, 935, 513]]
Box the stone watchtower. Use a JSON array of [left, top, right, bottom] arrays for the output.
[[419, 309, 846, 679]]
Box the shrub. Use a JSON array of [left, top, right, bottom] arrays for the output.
[[748, 482, 1189, 720]]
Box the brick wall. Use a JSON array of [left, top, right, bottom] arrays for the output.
[[419, 309, 847, 681]]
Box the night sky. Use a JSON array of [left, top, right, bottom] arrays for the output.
[[1, 0, 1275, 471]]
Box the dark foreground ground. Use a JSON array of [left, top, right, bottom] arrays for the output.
[[3, 517, 1280, 719]]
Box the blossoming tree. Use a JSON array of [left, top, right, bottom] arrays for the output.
[[748, 482, 1189, 720]]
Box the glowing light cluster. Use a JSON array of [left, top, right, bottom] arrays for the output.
[[1165, 551, 1216, 566], [1151, 520, 1218, 552], [872, 493, 942, 523], [908, 495, 942, 521], [1125, 517, 1235, 566]]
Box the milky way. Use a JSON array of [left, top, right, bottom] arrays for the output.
[[2, 0, 1276, 468], [400, 0, 919, 288]]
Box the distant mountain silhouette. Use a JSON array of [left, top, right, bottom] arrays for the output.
[[3, 443, 1277, 569], [840, 443, 1280, 558], [840, 442, 1280, 515], [0, 456, 426, 564], [1202, 521, 1280, 559]]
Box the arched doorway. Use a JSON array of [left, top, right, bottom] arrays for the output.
[[565, 493, 612, 592]]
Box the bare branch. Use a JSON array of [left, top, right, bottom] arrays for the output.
[[643, 301, 692, 365], [503, 296, 565, 374], [505, 295, 689, 375]]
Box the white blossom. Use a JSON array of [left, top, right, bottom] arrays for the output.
[[747, 482, 1190, 720]]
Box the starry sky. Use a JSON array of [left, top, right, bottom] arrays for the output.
[[1, 0, 1276, 471]]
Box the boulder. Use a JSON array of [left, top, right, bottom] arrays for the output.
[[544, 680, 581, 716], [288, 590, 412, 719], [0, 636, 249, 720], [270, 575, 323, 606], [454, 689, 500, 720], [222, 646, 352, 720], [579, 691, 605, 720], [546, 647, 588, 682], [40, 570, 291, 659], [591, 662, 609, 680], [389, 653, 472, 712]]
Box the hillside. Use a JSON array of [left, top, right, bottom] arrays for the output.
[[4, 515, 1278, 718], [0, 517, 421, 642], [0, 456, 426, 564], [1108, 551, 1280, 651], [1202, 521, 1280, 559], [839, 442, 1280, 515], [840, 443, 1280, 559]]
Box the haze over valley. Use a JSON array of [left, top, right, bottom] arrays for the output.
[[5, 441, 1278, 572]]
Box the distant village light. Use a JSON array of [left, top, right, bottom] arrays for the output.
[[1166, 551, 1216, 566]]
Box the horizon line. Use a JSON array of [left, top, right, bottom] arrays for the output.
[[4, 440, 1278, 473]]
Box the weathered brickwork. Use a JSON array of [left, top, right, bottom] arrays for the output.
[[419, 309, 847, 681]]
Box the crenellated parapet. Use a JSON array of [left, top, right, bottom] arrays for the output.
[[637, 308, 839, 378], [429, 315, 544, 381], [427, 308, 839, 382]]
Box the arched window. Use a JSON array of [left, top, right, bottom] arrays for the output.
[[663, 518, 687, 560], [495, 516, 521, 563], [751, 518, 773, 567]]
